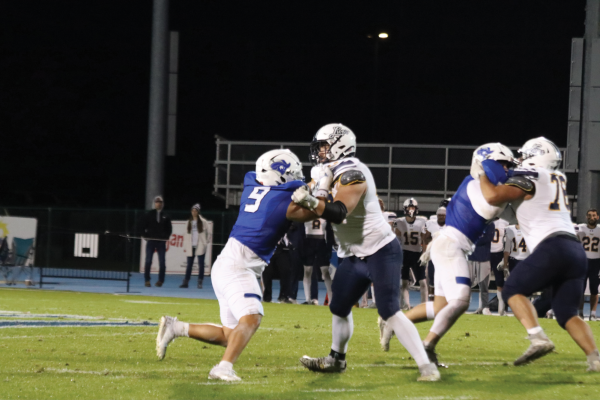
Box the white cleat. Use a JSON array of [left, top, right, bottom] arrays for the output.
[[482, 308, 492, 316], [588, 360, 600, 372], [590, 315, 597, 322], [377, 316, 385, 341], [156, 316, 178, 360], [208, 365, 242, 381], [417, 363, 441, 382], [514, 333, 555, 366]]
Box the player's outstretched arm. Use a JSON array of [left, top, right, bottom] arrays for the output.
[[480, 174, 530, 206], [286, 202, 319, 222]]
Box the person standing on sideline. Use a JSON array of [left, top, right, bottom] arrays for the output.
[[577, 208, 600, 321], [181, 203, 211, 289], [468, 224, 495, 315], [490, 218, 509, 315], [142, 196, 172, 287]]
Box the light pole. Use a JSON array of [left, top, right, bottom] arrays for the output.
[[368, 32, 389, 135]]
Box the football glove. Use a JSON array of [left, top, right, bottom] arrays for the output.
[[311, 165, 333, 198], [292, 185, 319, 211]]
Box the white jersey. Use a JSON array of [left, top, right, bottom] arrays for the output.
[[491, 218, 509, 253], [510, 168, 575, 252], [393, 216, 427, 252], [577, 224, 600, 260], [425, 219, 444, 236], [325, 157, 395, 258], [305, 218, 327, 238], [504, 225, 530, 260]]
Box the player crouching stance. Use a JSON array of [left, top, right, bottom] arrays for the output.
[[390, 143, 514, 366], [156, 149, 317, 381], [479, 137, 600, 371], [293, 123, 440, 381]]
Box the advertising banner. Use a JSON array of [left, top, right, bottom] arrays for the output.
[[0, 216, 37, 267], [139, 220, 213, 275]]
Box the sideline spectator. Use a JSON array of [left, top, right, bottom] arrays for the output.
[[142, 195, 172, 287], [180, 203, 210, 289], [468, 224, 495, 315]]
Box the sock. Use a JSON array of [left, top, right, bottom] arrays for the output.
[[498, 291, 505, 315], [331, 313, 354, 354], [527, 326, 543, 335], [329, 349, 346, 361], [401, 280, 410, 308], [386, 311, 429, 367], [303, 266, 312, 303], [430, 299, 469, 338], [587, 349, 600, 363], [592, 310, 597, 317], [175, 321, 189, 337], [371, 285, 376, 304], [218, 360, 233, 370]]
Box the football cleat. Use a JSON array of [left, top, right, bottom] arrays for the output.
[[589, 314, 597, 322], [513, 333, 555, 366], [208, 365, 242, 381], [424, 342, 448, 369], [300, 354, 346, 373], [156, 316, 178, 360], [588, 360, 600, 372], [417, 363, 441, 382], [482, 308, 492, 316], [311, 299, 319, 306]]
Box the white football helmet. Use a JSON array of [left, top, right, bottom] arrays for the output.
[[518, 137, 562, 170], [255, 149, 304, 186], [309, 123, 356, 165], [470, 143, 515, 179], [403, 198, 419, 217]]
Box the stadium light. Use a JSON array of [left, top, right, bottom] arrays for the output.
[[378, 33, 389, 39]]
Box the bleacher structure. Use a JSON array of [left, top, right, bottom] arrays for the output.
[[213, 136, 578, 216]]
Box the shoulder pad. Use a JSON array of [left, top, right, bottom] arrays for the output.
[[416, 216, 427, 221], [510, 168, 539, 180], [340, 170, 366, 186], [505, 175, 535, 193]]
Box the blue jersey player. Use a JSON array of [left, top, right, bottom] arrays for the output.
[[400, 143, 515, 366], [155, 149, 317, 381], [480, 137, 600, 371]]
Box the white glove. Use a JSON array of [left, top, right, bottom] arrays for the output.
[[503, 267, 510, 279], [497, 260, 505, 271], [311, 165, 333, 198], [419, 248, 431, 266], [292, 185, 319, 211]]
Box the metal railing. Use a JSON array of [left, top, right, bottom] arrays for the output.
[[213, 136, 577, 213]]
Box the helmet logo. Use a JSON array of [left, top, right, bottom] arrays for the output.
[[331, 126, 348, 137], [476, 147, 493, 158], [271, 160, 291, 174], [531, 143, 546, 155]]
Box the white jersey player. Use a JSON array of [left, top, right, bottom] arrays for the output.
[[480, 137, 600, 371], [292, 123, 440, 381], [503, 224, 529, 273], [393, 199, 428, 308], [577, 208, 600, 321]]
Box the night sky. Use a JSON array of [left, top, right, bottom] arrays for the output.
[[0, 1, 587, 210]]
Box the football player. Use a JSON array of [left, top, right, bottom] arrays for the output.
[[490, 218, 509, 315], [502, 222, 530, 273], [399, 143, 515, 366], [155, 149, 318, 381], [423, 204, 447, 297], [480, 137, 600, 371], [302, 217, 334, 305], [578, 208, 600, 321], [292, 123, 440, 381], [393, 198, 429, 309]]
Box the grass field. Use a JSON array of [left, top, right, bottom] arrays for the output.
[[1, 288, 599, 400]]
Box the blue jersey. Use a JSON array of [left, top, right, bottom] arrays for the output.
[[446, 176, 505, 244], [230, 171, 304, 263]]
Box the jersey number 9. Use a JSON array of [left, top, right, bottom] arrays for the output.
[[244, 187, 271, 213]]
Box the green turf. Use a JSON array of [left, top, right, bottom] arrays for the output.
[[1, 288, 599, 400]]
